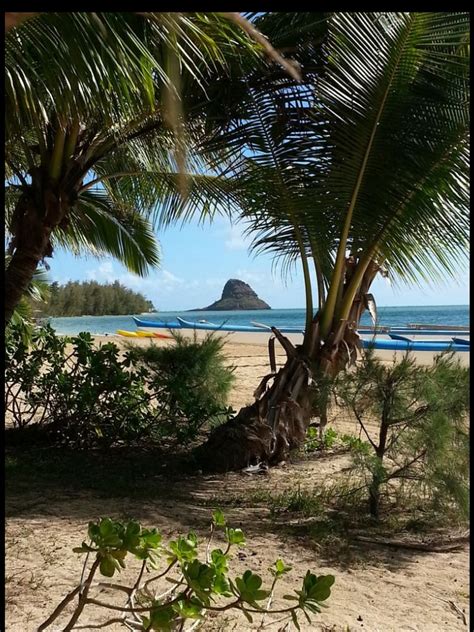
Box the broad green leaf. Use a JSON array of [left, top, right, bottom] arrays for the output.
[[99, 554, 117, 577], [226, 527, 246, 546], [272, 558, 292, 577], [212, 508, 226, 527], [210, 548, 228, 574]]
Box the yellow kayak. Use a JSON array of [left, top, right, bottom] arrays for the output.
[[116, 330, 172, 339], [137, 330, 173, 339], [116, 330, 140, 337]]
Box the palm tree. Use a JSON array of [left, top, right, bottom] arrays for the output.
[[186, 12, 469, 471], [5, 254, 50, 343], [5, 12, 287, 325]]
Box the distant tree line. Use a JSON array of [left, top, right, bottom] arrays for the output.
[[41, 281, 155, 317]]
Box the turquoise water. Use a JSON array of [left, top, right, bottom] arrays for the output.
[[48, 305, 469, 336]]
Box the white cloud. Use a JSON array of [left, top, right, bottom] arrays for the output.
[[162, 270, 184, 286], [205, 277, 226, 288], [86, 260, 115, 282], [236, 269, 266, 285], [224, 224, 251, 251]]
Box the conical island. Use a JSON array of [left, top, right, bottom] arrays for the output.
[[197, 279, 271, 310]]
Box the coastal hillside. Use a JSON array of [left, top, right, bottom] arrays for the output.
[[42, 280, 154, 317], [197, 279, 271, 311]]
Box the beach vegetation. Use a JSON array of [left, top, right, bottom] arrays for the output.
[[191, 12, 469, 470], [39, 511, 334, 631], [269, 484, 324, 518], [4, 11, 469, 472], [4, 12, 290, 326], [5, 325, 234, 448], [304, 427, 339, 453], [43, 280, 155, 317], [334, 350, 470, 518], [125, 332, 236, 444], [4, 254, 50, 345]]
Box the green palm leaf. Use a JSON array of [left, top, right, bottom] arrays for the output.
[[5, 12, 264, 141], [312, 13, 469, 325], [52, 189, 160, 276]]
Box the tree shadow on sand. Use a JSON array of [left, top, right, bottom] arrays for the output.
[[6, 444, 468, 575]]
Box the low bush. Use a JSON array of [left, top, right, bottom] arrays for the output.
[[304, 427, 339, 453], [335, 350, 470, 519], [5, 324, 234, 448], [39, 510, 334, 631], [125, 331, 235, 443]]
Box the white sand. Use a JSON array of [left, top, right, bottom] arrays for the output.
[[5, 335, 469, 631]]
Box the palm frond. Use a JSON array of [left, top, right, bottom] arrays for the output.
[[315, 12, 469, 287], [5, 13, 264, 139], [53, 189, 160, 276]]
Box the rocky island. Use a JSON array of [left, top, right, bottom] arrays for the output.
[[197, 279, 271, 311]]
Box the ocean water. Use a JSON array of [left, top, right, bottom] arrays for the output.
[[48, 305, 469, 336]]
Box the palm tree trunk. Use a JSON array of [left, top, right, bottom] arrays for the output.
[[5, 192, 59, 326], [196, 345, 313, 472], [196, 260, 379, 472]]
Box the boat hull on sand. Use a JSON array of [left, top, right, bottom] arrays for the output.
[[133, 316, 469, 338], [132, 319, 469, 366]]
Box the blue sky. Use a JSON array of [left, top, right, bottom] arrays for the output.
[[49, 216, 469, 311]]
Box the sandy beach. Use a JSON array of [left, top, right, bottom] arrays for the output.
[[5, 335, 469, 631]]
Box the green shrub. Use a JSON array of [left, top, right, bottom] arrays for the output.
[[6, 324, 151, 447], [304, 427, 339, 453], [335, 350, 470, 519], [40, 511, 334, 631], [125, 331, 235, 443], [5, 325, 235, 448], [269, 485, 323, 517]]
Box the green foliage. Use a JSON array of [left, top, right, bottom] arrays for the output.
[[5, 12, 267, 294], [271, 559, 292, 578], [336, 350, 470, 518], [125, 332, 235, 443], [211, 509, 226, 527], [225, 527, 246, 546], [188, 12, 469, 347], [5, 325, 234, 448], [339, 434, 371, 455], [43, 279, 155, 317], [304, 427, 339, 453], [42, 512, 334, 630], [5, 254, 50, 345]]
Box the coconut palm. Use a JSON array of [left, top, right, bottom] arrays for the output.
[[184, 12, 469, 470], [5, 254, 50, 343], [5, 12, 288, 326]]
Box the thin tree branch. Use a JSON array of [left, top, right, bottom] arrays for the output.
[[352, 407, 377, 451], [388, 450, 427, 480], [37, 585, 81, 631]]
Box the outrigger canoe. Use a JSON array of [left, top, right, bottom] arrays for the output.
[[177, 316, 303, 333], [133, 317, 182, 329], [452, 337, 470, 346], [389, 333, 470, 346], [132, 317, 468, 352], [133, 316, 468, 338]]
